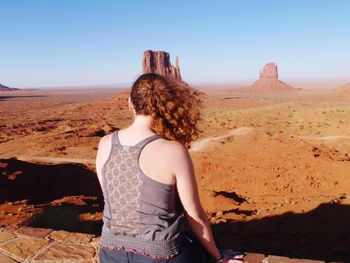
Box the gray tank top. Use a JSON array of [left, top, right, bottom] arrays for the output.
[[100, 130, 185, 258]]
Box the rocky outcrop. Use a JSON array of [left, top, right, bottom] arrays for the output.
[[142, 50, 182, 80], [0, 84, 19, 91], [260, 63, 278, 79], [249, 63, 296, 92]]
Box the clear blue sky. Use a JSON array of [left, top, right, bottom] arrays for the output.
[[1, 0, 349, 88]]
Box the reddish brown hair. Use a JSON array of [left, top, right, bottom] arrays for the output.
[[130, 73, 202, 148]]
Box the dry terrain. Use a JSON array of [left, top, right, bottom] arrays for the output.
[[0, 87, 349, 262]]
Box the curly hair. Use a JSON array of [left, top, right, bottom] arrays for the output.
[[130, 73, 202, 148]]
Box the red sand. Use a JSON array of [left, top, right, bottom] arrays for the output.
[[0, 87, 349, 261]]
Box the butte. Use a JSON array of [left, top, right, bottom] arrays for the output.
[[0, 83, 19, 91], [248, 63, 296, 92], [142, 50, 182, 80]]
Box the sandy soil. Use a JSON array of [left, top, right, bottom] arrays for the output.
[[0, 87, 349, 261]]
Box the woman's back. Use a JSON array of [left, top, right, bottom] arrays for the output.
[[117, 127, 177, 185], [99, 129, 186, 258]]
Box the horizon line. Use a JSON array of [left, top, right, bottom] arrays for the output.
[[6, 75, 350, 89]]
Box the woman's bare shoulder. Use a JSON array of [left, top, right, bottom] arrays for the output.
[[156, 138, 187, 151], [96, 133, 113, 163], [98, 132, 114, 149], [95, 133, 114, 181], [151, 138, 190, 162]]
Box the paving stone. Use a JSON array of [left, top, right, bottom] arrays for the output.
[[0, 237, 48, 261], [268, 255, 324, 263], [49, 230, 95, 244], [0, 253, 19, 263], [90, 236, 101, 245], [0, 232, 16, 244], [244, 253, 266, 263], [2, 227, 18, 234], [33, 243, 96, 261], [16, 226, 53, 239]]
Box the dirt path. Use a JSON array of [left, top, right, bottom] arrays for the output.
[[190, 127, 254, 152], [302, 135, 350, 143]]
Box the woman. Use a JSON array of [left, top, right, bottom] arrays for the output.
[[96, 73, 244, 263]]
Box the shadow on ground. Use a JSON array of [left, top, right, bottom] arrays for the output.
[[212, 203, 350, 262], [213, 190, 247, 205], [0, 158, 102, 204], [28, 205, 102, 234], [0, 158, 103, 234], [0, 95, 46, 101]]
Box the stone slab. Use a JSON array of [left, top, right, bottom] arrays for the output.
[[33, 243, 96, 261], [0, 237, 48, 261], [0, 253, 18, 263], [16, 226, 53, 239], [0, 232, 16, 244], [268, 255, 324, 263], [244, 253, 266, 263], [1, 227, 18, 235], [90, 236, 101, 246], [49, 230, 95, 244]]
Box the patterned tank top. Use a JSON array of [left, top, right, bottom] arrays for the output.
[[100, 130, 185, 258]]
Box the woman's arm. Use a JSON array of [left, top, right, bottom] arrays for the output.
[[95, 134, 112, 185], [171, 143, 244, 263], [171, 143, 222, 261]]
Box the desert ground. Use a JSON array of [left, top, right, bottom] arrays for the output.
[[0, 87, 349, 261]]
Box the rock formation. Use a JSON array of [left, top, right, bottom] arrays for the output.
[[0, 83, 19, 91], [260, 63, 278, 79], [249, 63, 296, 92], [142, 50, 182, 80]]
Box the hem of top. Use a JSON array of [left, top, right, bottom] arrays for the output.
[[100, 244, 179, 259], [100, 232, 185, 258]]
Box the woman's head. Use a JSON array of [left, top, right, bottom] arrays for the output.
[[130, 73, 202, 148]]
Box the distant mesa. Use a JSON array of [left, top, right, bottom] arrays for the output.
[[336, 83, 350, 93], [0, 83, 19, 91], [142, 50, 182, 80], [260, 62, 278, 79], [248, 63, 296, 92]]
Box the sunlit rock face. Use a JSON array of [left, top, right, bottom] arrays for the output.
[[142, 50, 181, 80]]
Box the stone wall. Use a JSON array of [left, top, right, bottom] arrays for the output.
[[0, 227, 342, 262]]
